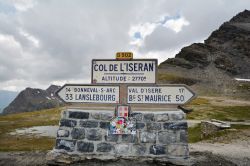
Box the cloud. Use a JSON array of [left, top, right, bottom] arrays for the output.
[[0, 34, 24, 81], [128, 13, 190, 47], [0, 0, 249, 91], [11, 0, 35, 11], [129, 22, 158, 46], [18, 28, 39, 47], [163, 16, 189, 33]]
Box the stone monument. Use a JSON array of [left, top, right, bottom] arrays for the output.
[[46, 52, 196, 165]]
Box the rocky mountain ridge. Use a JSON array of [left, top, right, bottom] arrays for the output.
[[2, 10, 250, 114], [158, 10, 250, 97], [2, 85, 63, 115]]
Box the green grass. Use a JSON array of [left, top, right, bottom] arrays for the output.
[[1, 96, 250, 150], [187, 97, 250, 143], [158, 73, 197, 85], [187, 106, 250, 121], [188, 124, 202, 143], [0, 135, 55, 151], [0, 107, 63, 151], [188, 124, 250, 143], [188, 97, 210, 105], [231, 124, 250, 130]]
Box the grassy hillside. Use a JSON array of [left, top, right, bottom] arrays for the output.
[[0, 107, 63, 151], [0, 97, 249, 151], [187, 97, 250, 121], [158, 73, 198, 86], [187, 97, 250, 143]]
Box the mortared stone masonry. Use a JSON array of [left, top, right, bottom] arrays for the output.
[[47, 108, 189, 165]]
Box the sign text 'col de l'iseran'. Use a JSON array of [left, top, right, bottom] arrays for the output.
[[91, 59, 157, 84], [56, 53, 195, 105]]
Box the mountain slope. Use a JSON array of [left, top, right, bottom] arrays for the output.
[[158, 10, 250, 97], [2, 85, 63, 115]]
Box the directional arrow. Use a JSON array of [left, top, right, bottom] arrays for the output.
[[127, 84, 196, 105], [56, 84, 120, 104]]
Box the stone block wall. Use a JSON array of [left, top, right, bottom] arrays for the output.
[[49, 108, 189, 165], [200, 120, 227, 138]]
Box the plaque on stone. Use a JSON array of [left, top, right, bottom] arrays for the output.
[[109, 105, 136, 135]]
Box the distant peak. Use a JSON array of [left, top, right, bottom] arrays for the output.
[[230, 9, 250, 23], [46, 85, 61, 94], [46, 84, 60, 90]]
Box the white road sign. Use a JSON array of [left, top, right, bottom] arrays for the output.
[[127, 85, 195, 105], [91, 59, 157, 84], [57, 84, 120, 104]]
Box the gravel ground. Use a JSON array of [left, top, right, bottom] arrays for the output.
[[0, 149, 248, 166], [190, 143, 250, 166], [190, 142, 250, 159], [0, 151, 47, 166], [189, 129, 250, 166]]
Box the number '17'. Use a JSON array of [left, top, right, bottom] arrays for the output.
[[179, 88, 185, 93]]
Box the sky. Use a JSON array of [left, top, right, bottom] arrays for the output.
[[0, 0, 249, 92]]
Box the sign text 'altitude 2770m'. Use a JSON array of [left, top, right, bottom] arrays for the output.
[[91, 59, 157, 84]]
